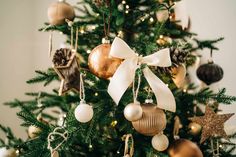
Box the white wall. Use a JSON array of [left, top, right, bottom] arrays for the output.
[[186, 0, 236, 131], [0, 0, 235, 141]]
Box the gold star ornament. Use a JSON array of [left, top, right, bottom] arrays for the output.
[[53, 48, 80, 95], [190, 106, 234, 143]]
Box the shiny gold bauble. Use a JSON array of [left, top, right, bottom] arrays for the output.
[[48, 1, 75, 25], [188, 122, 202, 136], [88, 43, 122, 79], [168, 139, 203, 157], [132, 103, 166, 136], [156, 35, 173, 46], [171, 64, 186, 88]]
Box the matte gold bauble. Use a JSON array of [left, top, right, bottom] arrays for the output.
[[48, 1, 75, 25], [168, 139, 203, 157], [151, 134, 169, 151], [88, 43, 122, 79], [171, 64, 186, 88], [132, 103, 166, 136], [188, 122, 202, 136]]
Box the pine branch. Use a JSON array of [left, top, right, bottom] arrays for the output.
[[192, 37, 224, 51], [27, 69, 58, 86], [0, 124, 23, 148]]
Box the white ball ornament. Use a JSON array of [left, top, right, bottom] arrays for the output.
[[74, 102, 94, 123], [151, 134, 169, 151], [124, 102, 143, 122], [0, 147, 17, 157]]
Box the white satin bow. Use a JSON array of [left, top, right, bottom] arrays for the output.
[[108, 37, 176, 112]]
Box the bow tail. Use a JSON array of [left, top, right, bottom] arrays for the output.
[[143, 67, 176, 112], [108, 58, 138, 105]]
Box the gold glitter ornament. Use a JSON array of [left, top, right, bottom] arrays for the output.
[[189, 106, 234, 143]]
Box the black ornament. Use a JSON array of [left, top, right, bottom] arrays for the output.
[[197, 61, 223, 85]]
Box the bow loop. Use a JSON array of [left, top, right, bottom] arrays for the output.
[[108, 37, 176, 112]]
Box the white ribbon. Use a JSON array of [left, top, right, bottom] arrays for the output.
[[108, 37, 176, 112]]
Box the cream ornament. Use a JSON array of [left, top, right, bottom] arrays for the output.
[[74, 101, 94, 123], [151, 133, 169, 151], [108, 37, 176, 112], [124, 102, 143, 121], [0, 147, 17, 157]]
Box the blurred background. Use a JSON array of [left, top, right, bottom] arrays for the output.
[[0, 0, 236, 140]]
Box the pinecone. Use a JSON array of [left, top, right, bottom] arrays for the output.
[[170, 47, 188, 65], [93, 0, 103, 6], [52, 48, 73, 66]]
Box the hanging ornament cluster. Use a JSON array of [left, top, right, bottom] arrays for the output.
[[190, 106, 234, 143], [122, 62, 169, 151], [106, 37, 175, 151], [107, 37, 176, 112], [47, 0, 75, 26], [88, 39, 122, 79], [74, 73, 94, 123]]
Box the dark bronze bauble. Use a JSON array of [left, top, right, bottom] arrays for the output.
[[196, 61, 224, 85], [48, 1, 75, 25], [168, 139, 203, 157], [88, 43, 122, 79], [132, 103, 166, 136]]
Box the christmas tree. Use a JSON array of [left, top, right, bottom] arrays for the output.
[[0, 0, 236, 157]]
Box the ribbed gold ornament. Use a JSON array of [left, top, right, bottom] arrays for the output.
[[132, 103, 166, 136]]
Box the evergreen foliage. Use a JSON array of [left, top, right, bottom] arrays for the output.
[[1, 0, 236, 156]]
